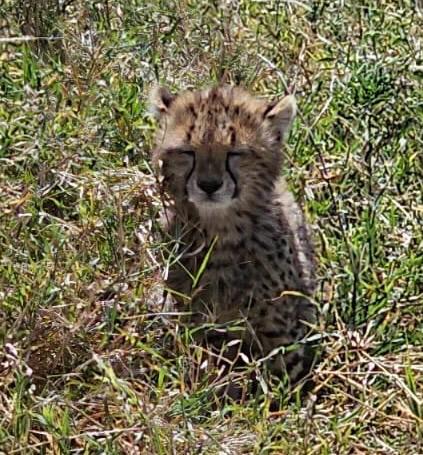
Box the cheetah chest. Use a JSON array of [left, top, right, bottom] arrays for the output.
[[193, 228, 297, 311]]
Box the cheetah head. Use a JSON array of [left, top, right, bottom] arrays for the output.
[[150, 85, 296, 216]]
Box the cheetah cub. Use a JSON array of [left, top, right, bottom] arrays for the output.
[[151, 84, 317, 395]]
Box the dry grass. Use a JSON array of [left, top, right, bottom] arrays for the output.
[[1, 0, 422, 453]]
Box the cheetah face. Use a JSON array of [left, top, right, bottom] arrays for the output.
[[151, 85, 297, 214]]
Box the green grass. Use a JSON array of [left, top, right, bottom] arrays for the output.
[[1, 0, 422, 453]]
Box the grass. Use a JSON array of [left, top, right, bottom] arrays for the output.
[[1, 0, 422, 453]]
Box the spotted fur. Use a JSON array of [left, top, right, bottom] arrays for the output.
[[151, 84, 317, 391]]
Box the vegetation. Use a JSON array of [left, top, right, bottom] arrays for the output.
[[1, 0, 422, 453]]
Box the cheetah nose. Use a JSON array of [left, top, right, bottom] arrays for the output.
[[197, 178, 223, 195]]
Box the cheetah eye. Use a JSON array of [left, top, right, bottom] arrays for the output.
[[164, 147, 195, 156], [175, 149, 194, 157], [163, 148, 195, 176], [164, 148, 195, 163], [227, 151, 242, 158], [227, 148, 252, 158]]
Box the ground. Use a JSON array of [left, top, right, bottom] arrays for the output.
[[0, 1, 422, 453]]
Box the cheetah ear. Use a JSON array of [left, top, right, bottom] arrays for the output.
[[148, 85, 177, 118], [263, 95, 297, 139]]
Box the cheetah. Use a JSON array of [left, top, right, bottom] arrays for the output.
[[150, 84, 317, 400]]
